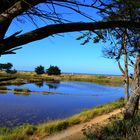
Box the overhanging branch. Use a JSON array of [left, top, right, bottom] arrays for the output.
[[0, 20, 139, 54], [0, 0, 45, 32]]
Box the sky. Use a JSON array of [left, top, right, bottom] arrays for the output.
[[0, 2, 129, 75]]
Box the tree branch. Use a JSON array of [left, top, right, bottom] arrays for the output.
[[0, 20, 139, 54], [118, 61, 125, 75], [0, 0, 45, 32]]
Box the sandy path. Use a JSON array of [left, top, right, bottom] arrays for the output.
[[42, 108, 122, 140]]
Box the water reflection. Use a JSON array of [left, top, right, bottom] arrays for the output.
[[34, 81, 60, 90], [47, 83, 59, 89], [0, 81, 124, 127], [34, 81, 44, 87]]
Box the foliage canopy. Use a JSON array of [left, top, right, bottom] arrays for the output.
[[47, 65, 61, 75]]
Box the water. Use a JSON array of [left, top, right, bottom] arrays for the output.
[[0, 81, 124, 127]]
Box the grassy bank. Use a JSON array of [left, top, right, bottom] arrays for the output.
[[82, 111, 140, 140], [59, 74, 124, 86], [0, 87, 56, 96], [0, 98, 124, 140], [0, 71, 124, 86]]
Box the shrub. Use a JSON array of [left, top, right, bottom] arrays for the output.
[[46, 65, 61, 75], [35, 65, 45, 74], [6, 69, 17, 74], [0, 63, 13, 71]]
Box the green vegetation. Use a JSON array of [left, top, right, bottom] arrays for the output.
[[0, 86, 8, 94], [0, 99, 124, 140], [42, 91, 56, 95], [0, 79, 26, 86], [0, 63, 13, 71], [47, 65, 61, 75], [82, 111, 140, 140], [35, 65, 45, 74], [0, 86, 8, 90], [34, 65, 61, 75], [0, 71, 124, 86], [14, 88, 31, 92], [6, 69, 17, 74], [59, 74, 124, 86], [0, 63, 17, 74], [13, 88, 31, 96]]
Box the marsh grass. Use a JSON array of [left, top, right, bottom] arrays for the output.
[[0, 86, 8, 94], [0, 86, 8, 90], [43, 74, 124, 86], [14, 88, 31, 92], [0, 71, 124, 86], [0, 78, 26, 86], [0, 99, 124, 140]]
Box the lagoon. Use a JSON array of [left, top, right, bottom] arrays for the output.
[[0, 81, 124, 127]]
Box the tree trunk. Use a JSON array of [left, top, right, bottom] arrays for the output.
[[123, 32, 129, 102], [117, 31, 129, 103], [123, 54, 140, 119]]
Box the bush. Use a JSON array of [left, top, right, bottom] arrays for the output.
[[0, 63, 13, 71], [47, 65, 61, 75], [6, 69, 17, 74], [35, 65, 45, 74]]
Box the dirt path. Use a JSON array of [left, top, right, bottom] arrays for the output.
[[42, 108, 122, 140]]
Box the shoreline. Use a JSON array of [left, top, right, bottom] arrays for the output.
[[0, 71, 125, 139], [0, 99, 124, 140], [0, 71, 124, 86]]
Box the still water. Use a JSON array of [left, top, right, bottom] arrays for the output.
[[0, 81, 124, 127]]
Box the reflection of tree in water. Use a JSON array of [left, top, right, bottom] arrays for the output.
[[47, 83, 59, 90], [34, 81, 44, 87]]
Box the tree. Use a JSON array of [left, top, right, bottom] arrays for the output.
[[6, 69, 17, 74], [0, 0, 139, 119], [47, 65, 61, 75], [0, 0, 139, 55], [5, 63, 13, 70], [0, 62, 13, 70], [76, 0, 139, 119], [0, 62, 17, 74], [103, 32, 131, 103], [103, 41, 138, 119], [35, 65, 45, 74]]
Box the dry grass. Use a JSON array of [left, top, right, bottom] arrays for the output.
[[1, 71, 124, 86], [82, 111, 140, 140]]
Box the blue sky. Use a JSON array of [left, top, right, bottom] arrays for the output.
[[0, 3, 126, 75], [1, 31, 121, 74]]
